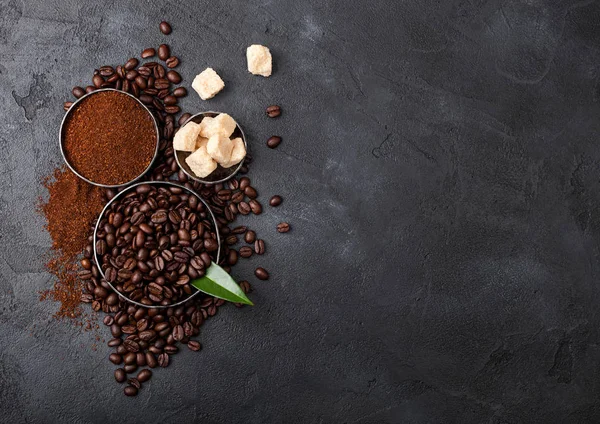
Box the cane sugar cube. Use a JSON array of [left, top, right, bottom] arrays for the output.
[[206, 134, 234, 165], [192, 68, 224, 100], [247, 45, 272, 77], [220, 137, 246, 168], [198, 117, 214, 138], [173, 122, 201, 152], [185, 146, 217, 178], [202, 113, 237, 138], [195, 136, 209, 151]]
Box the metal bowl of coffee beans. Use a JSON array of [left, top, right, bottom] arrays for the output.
[[60, 88, 160, 188], [174, 111, 247, 185], [93, 181, 221, 308]]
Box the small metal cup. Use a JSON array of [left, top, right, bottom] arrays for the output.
[[174, 111, 247, 185], [92, 181, 222, 309], [59, 88, 160, 189]]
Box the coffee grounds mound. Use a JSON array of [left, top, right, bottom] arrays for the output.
[[63, 90, 156, 186]]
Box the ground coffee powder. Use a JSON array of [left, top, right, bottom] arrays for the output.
[[39, 166, 105, 318], [63, 90, 156, 186]]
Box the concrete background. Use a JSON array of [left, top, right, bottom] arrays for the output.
[[1, 0, 600, 422]]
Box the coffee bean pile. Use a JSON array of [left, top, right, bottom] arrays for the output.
[[63, 23, 292, 397], [95, 184, 219, 307]]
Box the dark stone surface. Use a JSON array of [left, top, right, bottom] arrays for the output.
[[1, 0, 600, 422]]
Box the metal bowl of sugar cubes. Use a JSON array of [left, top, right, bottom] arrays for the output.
[[173, 111, 247, 184]]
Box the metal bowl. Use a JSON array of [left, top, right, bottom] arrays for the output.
[[59, 88, 160, 189], [174, 111, 247, 185], [92, 181, 222, 309]]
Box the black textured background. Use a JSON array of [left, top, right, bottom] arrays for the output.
[[2, 0, 600, 422]]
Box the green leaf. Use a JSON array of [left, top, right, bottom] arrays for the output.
[[191, 262, 253, 306]]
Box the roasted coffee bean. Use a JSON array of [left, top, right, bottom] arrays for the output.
[[244, 231, 256, 244], [232, 226, 247, 235], [159, 21, 172, 34], [238, 202, 251, 215], [239, 246, 253, 258], [255, 267, 269, 280], [136, 352, 147, 367], [226, 235, 238, 245], [154, 78, 169, 90], [158, 44, 170, 61], [165, 105, 180, 114], [142, 48, 156, 58], [239, 280, 251, 293], [173, 87, 187, 98], [145, 352, 158, 368], [227, 250, 238, 265], [277, 222, 291, 233], [108, 338, 122, 347], [124, 58, 139, 70], [109, 353, 123, 365], [266, 105, 281, 118], [269, 195, 282, 207], [124, 385, 138, 397], [92, 74, 104, 88], [115, 368, 126, 383], [124, 364, 138, 373], [172, 325, 184, 341], [188, 340, 202, 351], [178, 113, 191, 126], [128, 378, 141, 389], [166, 56, 179, 68], [124, 339, 140, 353], [166, 70, 181, 83], [244, 186, 257, 199], [267, 136, 281, 148], [158, 353, 169, 367], [124, 352, 137, 365], [111, 324, 122, 337], [137, 369, 152, 383], [103, 315, 114, 326], [254, 239, 265, 255], [249, 199, 262, 215], [72, 86, 85, 98], [163, 95, 177, 105], [63, 101, 73, 111]]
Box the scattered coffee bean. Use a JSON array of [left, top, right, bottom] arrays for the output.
[[239, 246, 253, 258], [166, 56, 179, 68], [178, 113, 191, 126], [137, 369, 152, 383], [244, 230, 256, 244], [124, 385, 138, 397], [188, 340, 201, 351], [158, 44, 170, 61], [72, 86, 85, 98], [267, 136, 281, 149], [159, 21, 172, 34], [249, 199, 262, 215], [277, 222, 290, 233], [255, 267, 269, 280], [166, 70, 181, 84], [142, 48, 156, 58], [269, 195, 282, 207], [254, 239, 265, 255], [266, 105, 281, 118], [114, 368, 126, 383]]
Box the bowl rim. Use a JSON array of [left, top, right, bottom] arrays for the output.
[[173, 111, 247, 185], [92, 180, 222, 309], [59, 88, 160, 189]]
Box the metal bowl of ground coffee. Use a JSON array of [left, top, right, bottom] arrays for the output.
[[92, 181, 222, 309], [174, 111, 247, 185], [59, 88, 160, 188]]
